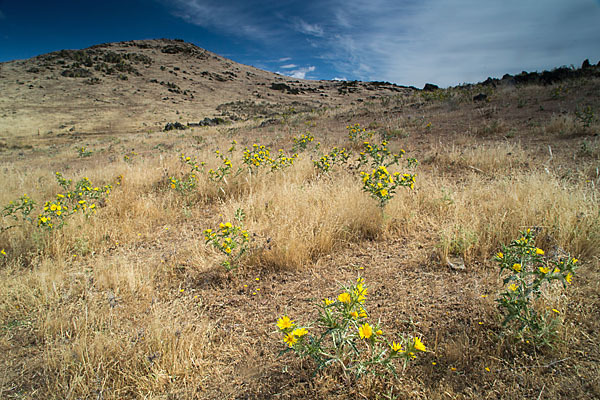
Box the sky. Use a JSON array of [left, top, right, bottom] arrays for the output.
[[1, 0, 599, 87]]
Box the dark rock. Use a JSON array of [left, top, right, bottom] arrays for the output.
[[188, 117, 226, 127], [422, 83, 439, 91], [61, 68, 93, 78], [163, 122, 187, 131], [473, 93, 488, 102], [270, 83, 300, 94], [582, 59, 591, 69]]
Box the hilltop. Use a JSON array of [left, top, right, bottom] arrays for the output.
[[0, 39, 410, 138]]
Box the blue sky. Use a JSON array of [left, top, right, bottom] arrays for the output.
[[1, 0, 599, 87]]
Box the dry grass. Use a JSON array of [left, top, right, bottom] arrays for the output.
[[1, 78, 600, 399]]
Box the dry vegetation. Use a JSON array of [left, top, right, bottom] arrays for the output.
[[1, 56, 600, 399]]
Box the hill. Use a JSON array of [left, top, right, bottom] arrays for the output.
[[0, 39, 410, 139]]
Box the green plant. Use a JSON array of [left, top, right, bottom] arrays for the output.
[[37, 172, 111, 230], [1, 194, 35, 232], [276, 277, 426, 379], [360, 166, 415, 208], [204, 209, 250, 271], [495, 229, 578, 346], [169, 154, 205, 194], [313, 147, 351, 173], [292, 132, 315, 152], [77, 146, 92, 158], [575, 106, 595, 128], [347, 123, 374, 143]]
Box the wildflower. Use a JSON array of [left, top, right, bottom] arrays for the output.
[[380, 189, 388, 197], [359, 308, 367, 318], [508, 283, 518, 291], [390, 341, 403, 353], [338, 292, 351, 304], [496, 251, 503, 259], [292, 327, 308, 337], [350, 311, 359, 319], [283, 333, 298, 347], [277, 316, 294, 331], [512, 263, 522, 272], [0, 249, 6, 256], [565, 273, 573, 284], [539, 266, 550, 274], [552, 309, 560, 314], [323, 298, 334, 305], [414, 337, 426, 352], [375, 329, 383, 336], [359, 323, 373, 339], [535, 248, 545, 255]]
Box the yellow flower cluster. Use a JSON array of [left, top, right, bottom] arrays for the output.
[[204, 220, 250, 270], [277, 316, 309, 348], [292, 132, 315, 152], [347, 123, 374, 142], [313, 147, 351, 172], [360, 165, 416, 207]]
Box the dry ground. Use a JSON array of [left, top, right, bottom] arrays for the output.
[[1, 75, 600, 399]]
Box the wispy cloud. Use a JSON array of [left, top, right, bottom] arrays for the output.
[[163, 0, 272, 39], [278, 57, 292, 62], [294, 19, 324, 37], [280, 64, 297, 69]]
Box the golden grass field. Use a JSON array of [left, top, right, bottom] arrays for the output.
[[1, 49, 600, 398]]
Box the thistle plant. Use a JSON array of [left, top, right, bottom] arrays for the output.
[[358, 140, 405, 169], [360, 166, 416, 208], [276, 277, 426, 379], [292, 132, 315, 153], [313, 147, 351, 173], [204, 209, 250, 271], [242, 143, 297, 173], [347, 123, 374, 143], [1, 194, 35, 233], [77, 146, 92, 158], [495, 229, 578, 346], [38, 172, 111, 230], [169, 154, 205, 194]]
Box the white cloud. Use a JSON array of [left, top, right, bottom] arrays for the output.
[[332, 77, 347, 81], [323, 0, 600, 87], [294, 19, 324, 37], [277, 65, 316, 79], [278, 57, 292, 62], [280, 64, 297, 69]]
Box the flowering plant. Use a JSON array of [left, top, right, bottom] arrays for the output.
[[276, 277, 426, 378], [495, 229, 578, 346], [204, 209, 250, 271]]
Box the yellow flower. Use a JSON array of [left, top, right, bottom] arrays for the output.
[[292, 328, 308, 337], [359, 323, 373, 339], [512, 263, 522, 272], [552, 309, 560, 314], [496, 251, 503, 259], [390, 341, 403, 352], [539, 266, 550, 274], [358, 308, 367, 318], [535, 248, 545, 255], [572, 258, 578, 264], [565, 273, 573, 284], [375, 329, 383, 336], [338, 292, 351, 304], [277, 316, 294, 331], [350, 311, 358, 319], [0, 249, 6, 256], [283, 333, 298, 347], [380, 189, 388, 197], [323, 298, 334, 305], [414, 337, 426, 352], [508, 283, 518, 291]]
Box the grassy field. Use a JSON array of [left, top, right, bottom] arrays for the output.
[[1, 77, 600, 399]]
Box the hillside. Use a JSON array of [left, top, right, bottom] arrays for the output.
[[0, 41, 600, 399], [0, 39, 409, 139]]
